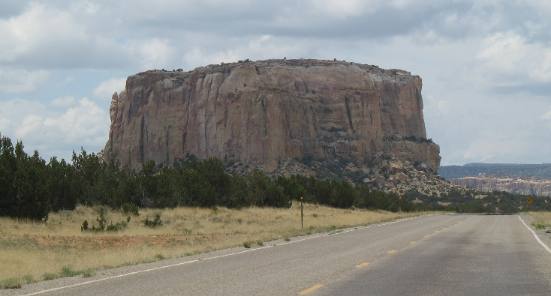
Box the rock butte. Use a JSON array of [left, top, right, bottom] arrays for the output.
[[104, 59, 442, 193]]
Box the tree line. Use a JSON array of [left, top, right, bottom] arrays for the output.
[[0, 134, 413, 220], [4, 133, 548, 220]]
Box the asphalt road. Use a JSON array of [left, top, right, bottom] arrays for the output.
[[7, 214, 551, 296]]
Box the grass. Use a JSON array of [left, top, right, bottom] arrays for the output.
[[528, 212, 551, 230], [0, 202, 428, 287], [533, 222, 547, 230], [0, 275, 34, 289]]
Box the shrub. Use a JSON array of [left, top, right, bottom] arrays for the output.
[[121, 203, 140, 216], [0, 278, 22, 289], [106, 221, 128, 232], [93, 207, 108, 231], [243, 241, 252, 248], [61, 266, 81, 277], [22, 275, 34, 284], [82, 269, 95, 278], [43, 272, 58, 281], [81, 220, 89, 231], [144, 214, 163, 228], [533, 223, 546, 230]]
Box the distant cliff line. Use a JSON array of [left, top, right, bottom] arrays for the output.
[[440, 163, 551, 180], [450, 176, 551, 197]]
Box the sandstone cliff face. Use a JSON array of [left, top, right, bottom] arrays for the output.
[[105, 59, 441, 191]]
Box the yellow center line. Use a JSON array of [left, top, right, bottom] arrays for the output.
[[387, 249, 397, 255], [299, 283, 324, 295], [409, 240, 417, 245], [356, 261, 370, 269]]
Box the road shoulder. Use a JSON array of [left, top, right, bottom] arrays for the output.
[[519, 214, 551, 254]]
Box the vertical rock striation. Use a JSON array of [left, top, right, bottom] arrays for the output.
[[104, 59, 442, 193]]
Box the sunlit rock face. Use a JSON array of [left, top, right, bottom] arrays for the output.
[[104, 59, 441, 188]]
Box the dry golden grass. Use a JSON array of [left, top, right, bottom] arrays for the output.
[[0, 203, 426, 287], [527, 211, 551, 229]]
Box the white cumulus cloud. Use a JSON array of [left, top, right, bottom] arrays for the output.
[[93, 78, 126, 99], [477, 32, 551, 86], [0, 97, 108, 160]]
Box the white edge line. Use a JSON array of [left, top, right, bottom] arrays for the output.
[[17, 214, 428, 296], [18, 259, 199, 296], [518, 215, 551, 254]]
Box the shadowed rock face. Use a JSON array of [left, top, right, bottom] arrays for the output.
[[104, 59, 440, 181]]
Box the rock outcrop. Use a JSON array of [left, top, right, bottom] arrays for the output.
[[104, 59, 443, 194]]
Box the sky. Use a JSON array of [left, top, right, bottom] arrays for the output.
[[0, 0, 550, 165]]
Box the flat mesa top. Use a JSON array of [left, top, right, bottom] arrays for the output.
[[136, 58, 414, 79]]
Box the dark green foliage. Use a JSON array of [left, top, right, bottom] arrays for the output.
[[3, 134, 549, 219], [81, 220, 89, 231], [0, 134, 67, 220], [121, 203, 140, 216], [105, 221, 128, 232], [81, 207, 128, 232], [0, 134, 409, 216], [94, 207, 108, 231], [144, 214, 163, 228]]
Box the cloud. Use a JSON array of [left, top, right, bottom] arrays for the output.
[[181, 35, 311, 69], [51, 96, 76, 107], [0, 0, 27, 18], [136, 39, 176, 69], [0, 2, 130, 69], [0, 97, 108, 160], [476, 31, 551, 93], [0, 0, 550, 165], [93, 78, 126, 99], [0, 68, 49, 92], [478, 32, 551, 78]]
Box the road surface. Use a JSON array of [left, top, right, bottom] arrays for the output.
[[7, 214, 551, 296]]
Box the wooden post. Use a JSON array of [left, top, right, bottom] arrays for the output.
[[300, 196, 304, 229]]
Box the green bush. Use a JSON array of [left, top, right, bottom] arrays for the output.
[[105, 221, 128, 232], [42, 272, 58, 281], [61, 266, 81, 277], [533, 223, 547, 230], [81, 220, 89, 231], [0, 278, 22, 289], [81, 208, 127, 232], [121, 203, 140, 216], [144, 214, 163, 228]]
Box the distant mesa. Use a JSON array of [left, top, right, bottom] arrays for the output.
[[440, 163, 551, 197], [104, 59, 446, 196]]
